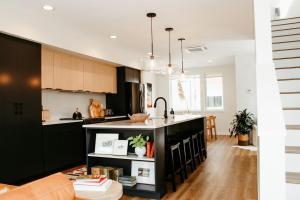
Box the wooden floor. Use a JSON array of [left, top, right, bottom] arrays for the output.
[[122, 136, 257, 200]]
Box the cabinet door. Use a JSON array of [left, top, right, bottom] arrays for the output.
[[0, 34, 43, 183], [41, 47, 54, 89], [43, 123, 84, 172], [101, 65, 117, 93], [83, 60, 96, 92], [54, 52, 71, 90], [15, 39, 44, 180], [71, 57, 84, 91]]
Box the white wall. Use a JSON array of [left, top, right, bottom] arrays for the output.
[[141, 71, 157, 117], [147, 64, 236, 134], [235, 54, 257, 115], [186, 65, 236, 134], [42, 90, 106, 120]]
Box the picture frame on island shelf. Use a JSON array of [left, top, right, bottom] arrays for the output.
[[95, 133, 119, 154], [131, 161, 155, 185], [113, 140, 128, 156]]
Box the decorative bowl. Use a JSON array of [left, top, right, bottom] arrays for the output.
[[128, 113, 150, 122]]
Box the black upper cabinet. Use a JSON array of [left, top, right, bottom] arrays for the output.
[[124, 67, 140, 83], [0, 33, 43, 184], [106, 67, 141, 115]]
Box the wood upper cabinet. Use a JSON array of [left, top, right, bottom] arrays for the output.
[[83, 60, 116, 93], [41, 48, 54, 89], [53, 51, 84, 91], [42, 46, 116, 93]]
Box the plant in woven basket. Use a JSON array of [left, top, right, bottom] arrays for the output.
[[229, 109, 255, 137]]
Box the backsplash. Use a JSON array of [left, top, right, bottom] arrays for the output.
[[42, 90, 106, 120]]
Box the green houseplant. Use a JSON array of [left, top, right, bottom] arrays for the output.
[[229, 109, 255, 146], [128, 134, 149, 157]]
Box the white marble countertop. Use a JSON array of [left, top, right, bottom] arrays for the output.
[[83, 115, 204, 130]]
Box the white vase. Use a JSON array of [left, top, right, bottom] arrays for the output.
[[135, 146, 146, 158]]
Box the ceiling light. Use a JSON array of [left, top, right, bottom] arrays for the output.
[[208, 59, 213, 63], [42, 4, 54, 11], [147, 52, 152, 55], [110, 35, 117, 39]]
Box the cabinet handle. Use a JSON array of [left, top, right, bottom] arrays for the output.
[[19, 103, 23, 115], [13, 103, 18, 115]]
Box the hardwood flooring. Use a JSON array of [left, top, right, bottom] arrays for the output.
[[121, 136, 257, 200]]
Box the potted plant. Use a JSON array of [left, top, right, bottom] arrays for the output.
[[229, 109, 255, 146], [128, 134, 149, 157]]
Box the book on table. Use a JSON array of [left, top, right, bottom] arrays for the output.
[[73, 176, 112, 192]]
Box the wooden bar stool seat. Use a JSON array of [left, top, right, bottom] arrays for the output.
[[207, 115, 217, 140]]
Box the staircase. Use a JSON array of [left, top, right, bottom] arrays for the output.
[[272, 16, 300, 200]]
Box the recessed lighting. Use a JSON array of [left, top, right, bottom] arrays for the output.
[[110, 35, 117, 39], [147, 52, 152, 55], [43, 4, 54, 11], [208, 59, 213, 63]]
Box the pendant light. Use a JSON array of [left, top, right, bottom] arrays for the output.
[[178, 38, 185, 78], [147, 13, 156, 68], [165, 27, 174, 74]]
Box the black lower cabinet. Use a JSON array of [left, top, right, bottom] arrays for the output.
[[43, 122, 85, 172]]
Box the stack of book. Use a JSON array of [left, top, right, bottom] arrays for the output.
[[118, 176, 137, 187], [73, 175, 112, 192]]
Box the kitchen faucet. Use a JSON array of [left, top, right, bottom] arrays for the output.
[[154, 97, 168, 119]]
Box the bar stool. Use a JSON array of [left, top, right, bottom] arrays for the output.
[[182, 137, 194, 178], [169, 143, 185, 191], [207, 115, 217, 140], [191, 133, 202, 167]]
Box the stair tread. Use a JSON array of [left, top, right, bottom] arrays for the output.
[[272, 33, 300, 38], [273, 39, 300, 44], [274, 56, 300, 60], [276, 66, 300, 70], [278, 78, 300, 81], [272, 27, 300, 32], [283, 107, 300, 110], [272, 21, 300, 27], [272, 16, 300, 22], [280, 91, 300, 94], [286, 172, 300, 184], [273, 48, 300, 52], [286, 146, 300, 154], [286, 125, 300, 130]]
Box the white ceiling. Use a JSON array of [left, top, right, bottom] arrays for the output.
[[0, 0, 255, 69]]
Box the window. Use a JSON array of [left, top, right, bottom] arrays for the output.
[[170, 76, 201, 111], [206, 76, 223, 110]]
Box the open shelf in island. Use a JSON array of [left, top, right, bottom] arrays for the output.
[[88, 153, 155, 162], [83, 115, 206, 199]]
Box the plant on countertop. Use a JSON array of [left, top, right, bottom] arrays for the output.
[[127, 134, 149, 148], [229, 109, 255, 137]]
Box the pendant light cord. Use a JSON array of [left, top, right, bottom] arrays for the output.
[[169, 31, 171, 66], [180, 39, 184, 73], [151, 17, 154, 58]]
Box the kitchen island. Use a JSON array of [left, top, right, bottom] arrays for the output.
[[83, 115, 206, 199]]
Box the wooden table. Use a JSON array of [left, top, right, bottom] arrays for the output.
[[74, 180, 123, 200]]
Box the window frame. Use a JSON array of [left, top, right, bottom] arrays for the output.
[[205, 75, 224, 111], [169, 75, 201, 112]]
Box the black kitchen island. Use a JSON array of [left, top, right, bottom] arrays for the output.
[[83, 115, 206, 199]]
